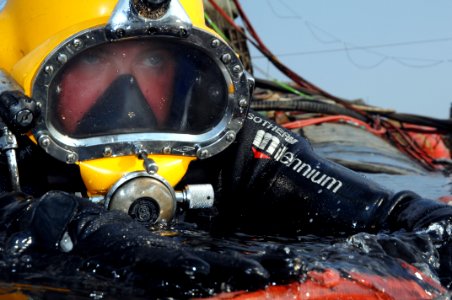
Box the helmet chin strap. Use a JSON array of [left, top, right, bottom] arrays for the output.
[[75, 74, 158, 136]]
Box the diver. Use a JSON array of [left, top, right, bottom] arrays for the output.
[[0, 0, 450, 295]]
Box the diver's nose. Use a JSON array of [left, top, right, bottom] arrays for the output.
[[113, 52, 134, 75], [108, 43, 140, 75], [74, 74, 158, 135]]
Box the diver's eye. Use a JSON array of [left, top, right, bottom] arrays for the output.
[[80, 51, 103, 65], [140, 51, 166, 68]]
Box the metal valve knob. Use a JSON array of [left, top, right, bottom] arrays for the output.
[[176, 184, 215, 209]]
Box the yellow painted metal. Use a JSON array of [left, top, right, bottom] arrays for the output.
[[79, 155, 196, 196], [0, 0, 212, 195], [0, 0, 213, 94], [0, 0, 115, 93], [181, 0, 209, 31]]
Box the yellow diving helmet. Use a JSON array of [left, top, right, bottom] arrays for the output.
[[0, 0, 253, 224]]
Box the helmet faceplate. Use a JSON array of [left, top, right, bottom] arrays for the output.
[[28, 0, 252, 163]]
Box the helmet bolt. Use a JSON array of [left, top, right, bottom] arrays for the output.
[[226, 132, 236, 142], [221, 54, 232, 64], [239, 98, 248, 107], [211, 39, 220, 48], [15, 110, 33, 127], [57, 53, 68, 64], [179, 27, 188, 37], [39, 136, 50, 148], [198, 149, 209, 159], [44, 65, 54, 75], [103, 147, 113, 157], [115, 28, 125, 38], [72, 39, 83, 49], [144, 160, 159, 175], [66, 153, 77, 164]]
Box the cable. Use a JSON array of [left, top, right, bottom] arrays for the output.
[[209, 0, 450, 170], [265, 0, 302, 20], [262, 0, 452, 68], [305, 21, 341, 44], [204, 13, 229, 42], [380, 119, 438, 170], [378, 112, 452, 133], [281, 115, 386, 136], [391, 57, 444, 68], [251, 37, 452, 58], [344, 43, 389, 69], [251, 98, 368, 122], [253, 68, 315, 98]]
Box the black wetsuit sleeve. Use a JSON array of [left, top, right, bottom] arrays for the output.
[[210, 111, 452, 236]]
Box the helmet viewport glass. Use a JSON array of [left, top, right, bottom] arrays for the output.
[[48, 38, 229, 138]]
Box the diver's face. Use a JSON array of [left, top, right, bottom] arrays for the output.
[[57, 41, 176, 133]]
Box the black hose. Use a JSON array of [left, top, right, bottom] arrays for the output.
[[254, 78, 452, 132], [254, 78, 316, 97], [379, 112, 452, 133], [251, 98, 368, 122]]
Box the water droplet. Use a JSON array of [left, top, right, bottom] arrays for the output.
[[59, 231, 73, 252], [414, 272, 423, 280], [209, 87, 220, 98], [20, 255, 31, 263], [112, 270, 120, 279], [89, 291, 104, 299]]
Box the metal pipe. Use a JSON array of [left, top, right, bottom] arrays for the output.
[[0, 124, 20, 191]]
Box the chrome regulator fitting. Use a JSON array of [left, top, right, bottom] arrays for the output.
[[103, 171, 214, 225], [0, 69, 40, 192], [0, 123, 20, 192]]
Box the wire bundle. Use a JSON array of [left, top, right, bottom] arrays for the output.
[[206, 0, 452, 171]]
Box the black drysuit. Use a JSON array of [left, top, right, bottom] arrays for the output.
[[0, 110, 451, 292]]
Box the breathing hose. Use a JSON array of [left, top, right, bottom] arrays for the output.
[[251, 99, 368, 122]]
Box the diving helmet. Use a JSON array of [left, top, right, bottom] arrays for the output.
[[0, 0, 253, 224]]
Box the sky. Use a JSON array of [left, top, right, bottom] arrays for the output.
[[238, 0, 452, 119], [1, 0, 451, 119]]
